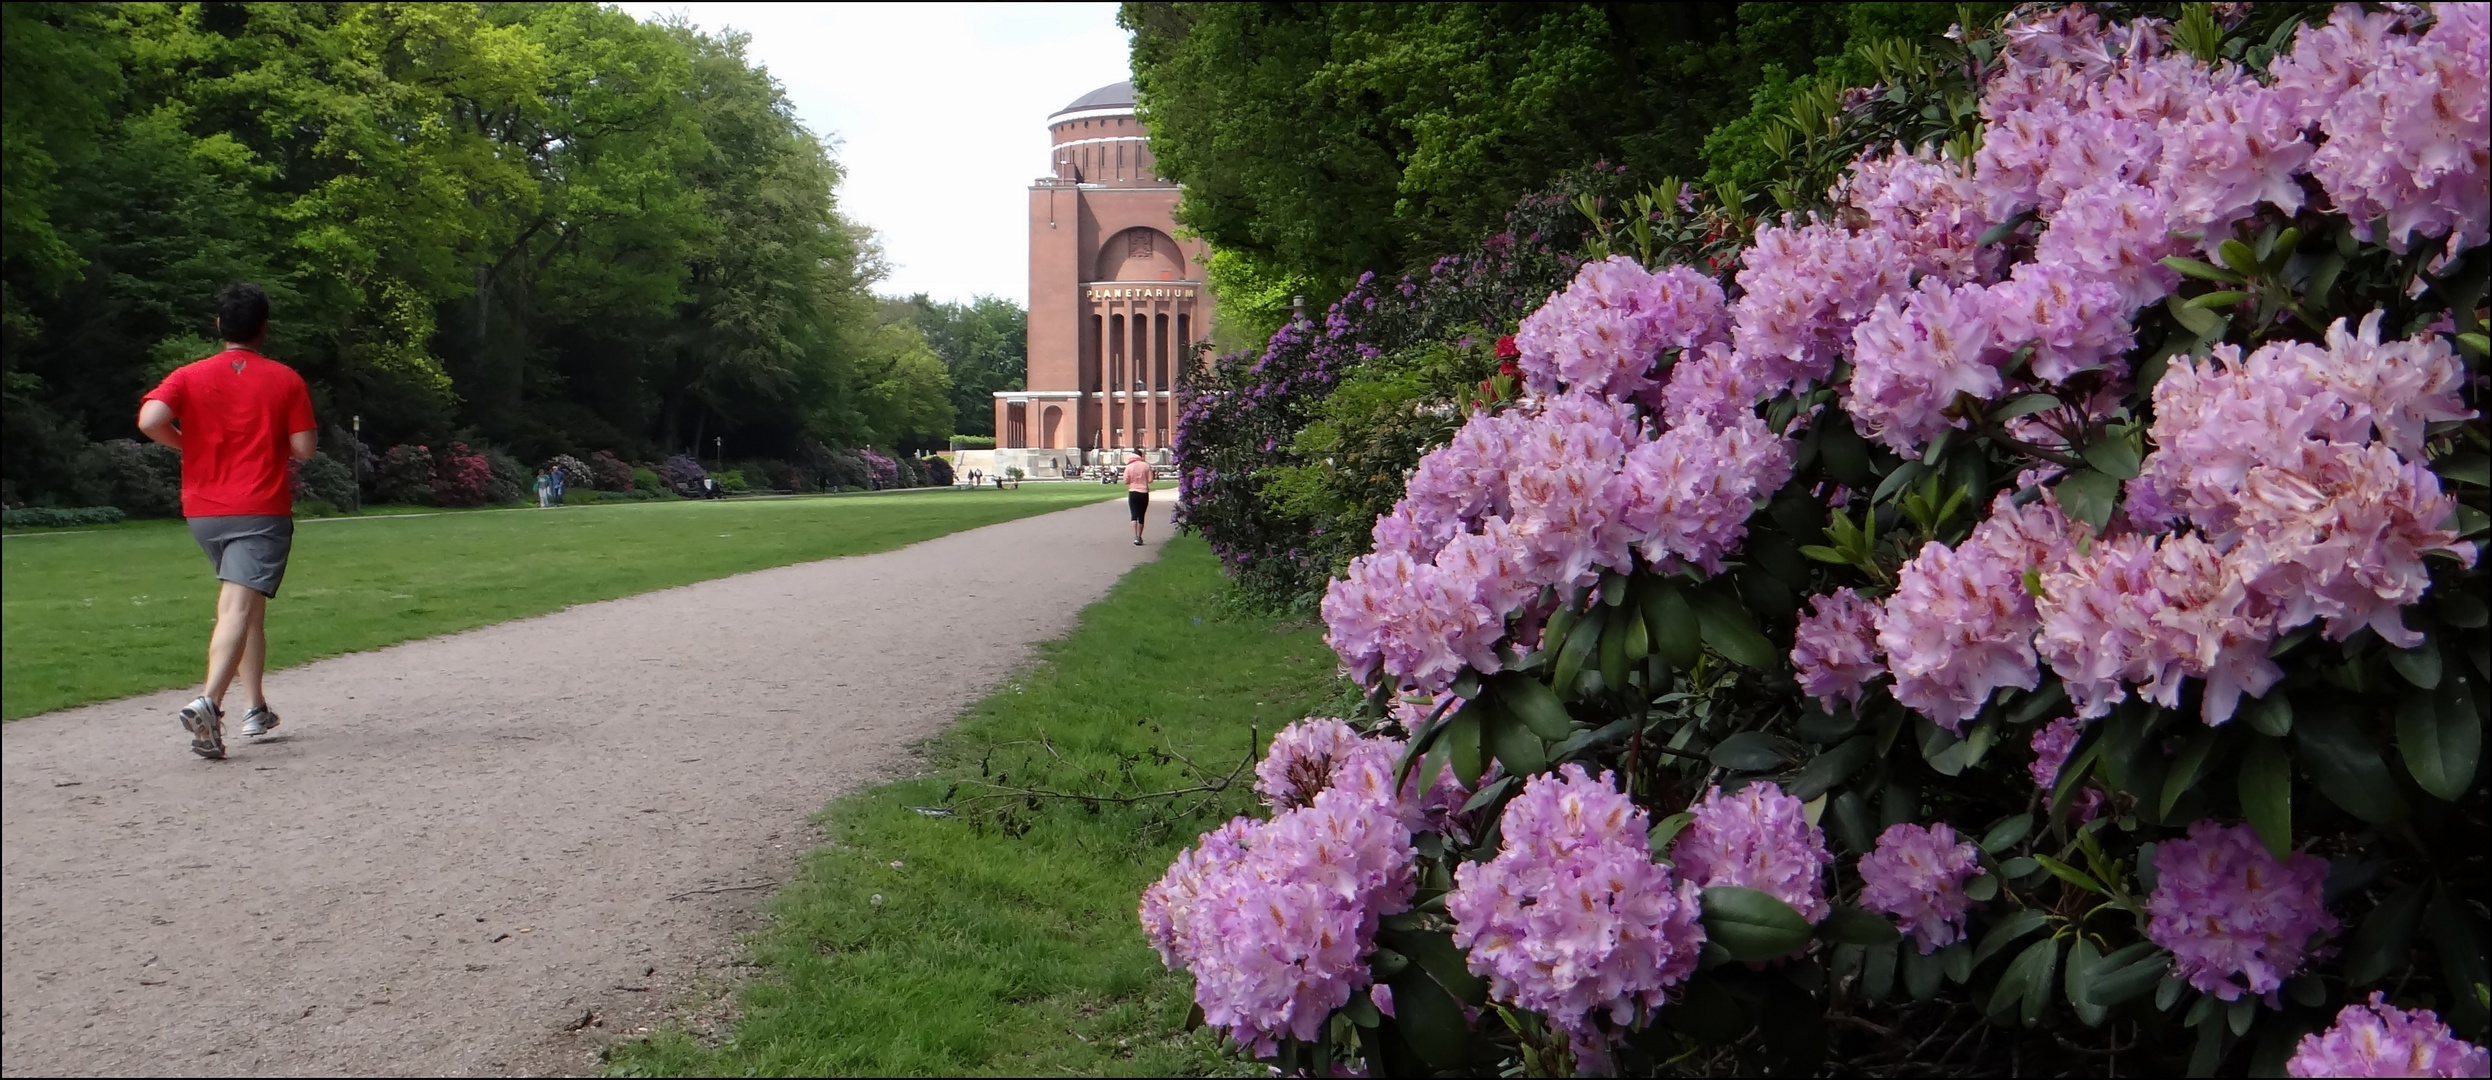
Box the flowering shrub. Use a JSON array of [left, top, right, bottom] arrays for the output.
[[546, 453, 596, 491], [857, 448, 898, 488], [587, 450, 634, 491], [375, 444, 434, 505], [83, 438, 182, 517], [1152, 5, 2490, 1075], [431, 442, 494, 507], [290, 451, 357, 510], [659, 454, 707, 494]]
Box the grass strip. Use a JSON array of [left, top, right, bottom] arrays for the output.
[[1, 486, 1120, 719], [605, 537, 1338, 1077]]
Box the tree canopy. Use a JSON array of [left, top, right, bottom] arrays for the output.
[[894, 293, 1026, 439], [1120, 2, 1980, 326], [1, 2, 965, 505]]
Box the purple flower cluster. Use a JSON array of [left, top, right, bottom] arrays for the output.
[[2287, 993, 2491, 1078], [1323, 384, 1790, 691], [1733, 218, 1911, 389], [2274, 4, 2490, 261], [1514, 256, 1727, 399], [1791, 587, 1883, 711], [2036, 531, 2282, 724], [1671, 782, 1835, 924], [1142, 726, 1431, 1054], [2028, 716, 2104, 822], [1874, 493, 2076, 729], [2146, 820, 2337, 1002], [1857, 822, 1985, 954], [1446, 765, 1705, 1040]]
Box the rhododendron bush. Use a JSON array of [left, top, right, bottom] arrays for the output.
[[1152, 5, 2490, 1076]]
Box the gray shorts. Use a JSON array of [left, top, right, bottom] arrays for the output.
[[189, 515, 295, 598]]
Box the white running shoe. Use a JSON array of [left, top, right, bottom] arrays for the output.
[[178, 697, 226, 760], [237, 705, 280, 738]]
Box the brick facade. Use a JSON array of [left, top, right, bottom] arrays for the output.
[[997, 80, 1210, 461]]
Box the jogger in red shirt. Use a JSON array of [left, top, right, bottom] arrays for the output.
[[138, 282, 318, 760]]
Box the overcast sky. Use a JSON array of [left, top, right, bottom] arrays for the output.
[[619, 2, 1132, 306]]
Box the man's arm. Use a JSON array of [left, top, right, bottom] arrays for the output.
[[137, 399, 182, 451], [289, 429, 317, 461]]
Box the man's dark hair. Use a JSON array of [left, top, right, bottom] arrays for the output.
[[216, 282, 269, 343]]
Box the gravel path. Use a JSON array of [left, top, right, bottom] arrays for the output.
[[2, 495, 1168, 1076]]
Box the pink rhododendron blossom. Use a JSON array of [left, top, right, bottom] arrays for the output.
[[2030, 179, 2182, 311], [1987, 261, 2135, 382], [1877, 494, 2074, 728], [1615, 415, 1794, 575], [1732, 218, 1912, 388], [1657, 341, 1774, 429], [2287, 3, 2490, 259], [2026, 715, 2103, 821], [1840, 145, 2002, 283], [2287, 993, 2492, 1078], [2159, 79, 2315, 249], [1671, 782, 1834, 924], [1857, 822, 1984, 954], [1142, 784, 1419, 1054], [1845, 278, 2006, 454], [2037, 532, 2283, 725], [1792, 587, 1884, 711], [2147, 820, 2337, 1002], [1446, 765, 1705, 1042], [1255, 718, 1365, 809], [1515, 257, 1728, 398]]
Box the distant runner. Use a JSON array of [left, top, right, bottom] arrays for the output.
[[137, 282, 318, 760], [1124, 450, 1153, 546]]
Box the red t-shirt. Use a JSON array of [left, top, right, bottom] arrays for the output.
[[143, 349, 316, 517]]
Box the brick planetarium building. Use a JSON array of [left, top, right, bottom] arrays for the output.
[[991, 80, 1211, 475]]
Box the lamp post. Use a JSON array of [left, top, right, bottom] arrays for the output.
[[350, 414, 363, 513], [714, 436, 723, 471]]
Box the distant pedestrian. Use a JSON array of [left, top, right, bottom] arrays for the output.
[[136, 282, 316, 760], [1124, 450, 1153, 546], [550, 465, 567, 506], [535, 468, 552, 508]]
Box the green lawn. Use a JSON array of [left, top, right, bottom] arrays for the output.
[[605, 537, 1340, 1078], [0, 487, 1122, 719]]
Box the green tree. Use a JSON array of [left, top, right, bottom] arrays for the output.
[[896, 293, 1024, 438]]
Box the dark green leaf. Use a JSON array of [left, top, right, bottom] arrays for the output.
[[2228, 995, 2256, 1036], [1862, 941, 1898, 1002], [1660, 974, 1748, 1045], [1902, 941, 1944, 1000], [2239, 735, 2294, 861], [1981, 813, 2034, 855], [1383, 966, 1471, 1069], [1820, 416, 1873, 487], [1693, 588, 1779, 669], [2245, 694, 2293, 737], [2056, 468, 2122, 532], [2166, 293, 2227, 338], [1831, 791, 1875, 854], [2082, 432, 2143, 480], [2439, 587, 2489, 628], [2295, 704, 2403, 824], [1485, 706, 1547, 776], [2163, 726, 2223, 819], [1550, 605, 1602, 694], [1457, 775, 1516, 815], [1978, 211, 2035, 246], [1445, 707, 1484, 789], [2006, 680, 2070, 726], [1700, 886, 1814, 961], [2189, 1013, 2227, 1076], [1649, 811, 1694, 855], [1786, 735, 1873, 800], [1992, 392, 2062, 422], [1548, 716, 1634, 762], [2437, 453, 2492, 489], [2162, 255, 2246, 283], [1871, 460, 1928, 505], [1965, 874, 1999, 901], [1709, 731, 1786, 771], [2425, 884, 2491, 1037], [2034, 854, 2110, 895], [1642, 582, 1701, 671], [1799, 543, 1851, 564], [2084, 946, 2168, 1010], [1989, 937, 2061, 1025], [1973, 909, 2052, 968], [1819, 905, 1903, 946], [2390, 641, 2443, 689], [1494, 674, 1574, 741], [2343, 880, 2428, 986], [1375, 926, 1488, 1006], [2068, 936, 2108, 1026], [2401, 679, 2480, 802], [2218, 239, 2261, 275], [2184, 289, 2250, 309], [1940, 941, 1974, 983]]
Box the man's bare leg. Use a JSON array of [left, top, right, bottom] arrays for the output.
[[237, 601, 269, 710], [202, 581, 266, 709]]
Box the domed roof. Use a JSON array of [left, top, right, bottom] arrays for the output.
[[1054, 80, 1135, 116]]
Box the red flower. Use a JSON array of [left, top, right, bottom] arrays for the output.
[[1493, 334, 1519, 360]]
